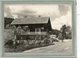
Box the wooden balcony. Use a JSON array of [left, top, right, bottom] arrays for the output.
[[21, 32, 48, 35]]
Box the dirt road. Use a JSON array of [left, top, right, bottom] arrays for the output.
[[23, 39, 72, 55]]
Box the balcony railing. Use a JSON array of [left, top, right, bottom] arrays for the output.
[[21, 32, 47, 35]]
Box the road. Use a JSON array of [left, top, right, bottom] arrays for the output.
[[23, 39, 72, 55]]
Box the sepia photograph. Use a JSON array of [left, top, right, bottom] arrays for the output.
[[4, 4, 73, 55]]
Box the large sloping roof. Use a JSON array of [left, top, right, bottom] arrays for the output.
[[11, 17, 50, 25]]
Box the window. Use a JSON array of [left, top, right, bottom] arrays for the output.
[[23, 26, 30, 32], [35, 28, 41, 32], [41, 27, 44, 32]]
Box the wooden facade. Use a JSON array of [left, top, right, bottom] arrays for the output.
[[11, 17, 52, 35]]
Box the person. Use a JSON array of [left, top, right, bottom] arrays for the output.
[[61, 25, 66, 42]]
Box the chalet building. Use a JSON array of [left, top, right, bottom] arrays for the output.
[[11, 17, 52, 36]]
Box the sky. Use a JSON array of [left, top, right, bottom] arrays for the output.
[[4, 4, 72, 30]]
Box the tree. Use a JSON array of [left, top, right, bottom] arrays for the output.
[[66, 26, 72, 39]]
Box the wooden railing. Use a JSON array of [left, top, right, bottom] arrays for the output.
[[21, 32, 47, 35]]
